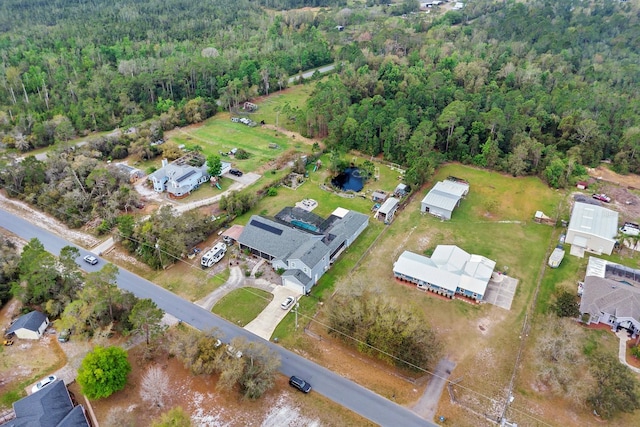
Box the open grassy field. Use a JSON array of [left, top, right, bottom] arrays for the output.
[[321, 163, 565, 424], [212, 287, 273, 326]]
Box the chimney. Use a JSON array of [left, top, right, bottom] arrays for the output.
[[162, 158, 168, 168]]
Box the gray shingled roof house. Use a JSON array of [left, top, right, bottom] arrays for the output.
[[6, 311, 49, 340], [238, 207, 369, 294], [1, 379, 90, 427], [580, 256, 640, 333], [148, 157, 231, 198]]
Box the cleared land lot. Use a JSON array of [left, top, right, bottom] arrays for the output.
[[328, 164, 563, 425]]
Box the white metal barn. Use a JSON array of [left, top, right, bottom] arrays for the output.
[[566, 202, 618, 256], [420, 180, 469, 220]]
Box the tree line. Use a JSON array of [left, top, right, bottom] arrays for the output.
[[0, 0, 334, 144], [300, 0, 639, 188]]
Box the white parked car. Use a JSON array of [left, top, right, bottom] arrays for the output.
[[83, 255, 98, 265], [281, 296, 296, 310], [32, 375, 57, 393]]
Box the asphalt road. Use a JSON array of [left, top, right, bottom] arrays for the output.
[[288, 63, 337, 83], [1, 208, 435, 427]]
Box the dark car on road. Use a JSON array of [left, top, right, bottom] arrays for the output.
[[83, 255, 98, 265], [229, 168, 243, 177], [289, 375, 312, 393]]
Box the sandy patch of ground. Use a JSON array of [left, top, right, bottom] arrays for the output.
[[0, 191, 99, 248], [90, 345, 369, 426]]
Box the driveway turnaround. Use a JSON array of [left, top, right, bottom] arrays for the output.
[[482, 273, 518, 310], [245, 287, 300, 340], [1, 208, 436, 427]]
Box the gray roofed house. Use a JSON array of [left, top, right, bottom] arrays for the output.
[[393, 245, 495, 301], [2, 379, 90, 427], [148, 157, 213, 198], [420, 180, 469, 220], [566, 202, 618, 257], [7, 311, 49, 340], [579, 257, 640, 333], [238, 207, 368, 294]]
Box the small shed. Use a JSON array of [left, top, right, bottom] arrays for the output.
[[372, 191, 387, 203], [377, 197, 400, 223], [576, 181, 588, 190], [6, 311, 49, 340], [534, 211, 555, 225], [394, 183, 408, 197]]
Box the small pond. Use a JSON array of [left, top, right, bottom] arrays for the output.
[[331, 167, 364, 192]]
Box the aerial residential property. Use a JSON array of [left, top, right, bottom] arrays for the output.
[[393, 245, 496, 302], [579, 257, 640, 335], [237, 207, 369, 294], [148, 154, 231, 198], [565, 201, 619, 256]]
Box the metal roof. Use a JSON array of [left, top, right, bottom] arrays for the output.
[[378, 197, 399, 215], [568, 202, 619, 241], [421, 180, 469, 212], [393, 245, 495, 295]]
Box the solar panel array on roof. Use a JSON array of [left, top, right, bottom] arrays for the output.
[[176, 169, 197, 183], [250, 219, 283, 235]]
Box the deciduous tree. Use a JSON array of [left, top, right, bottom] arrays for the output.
[[78, 346, 131, 399]]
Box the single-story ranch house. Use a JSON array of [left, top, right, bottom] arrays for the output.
[[566, 201, 618, 256], [579, 256, 640, 334], [149, 156, 231, 198], [238, 206, 369, 294], [420, 179, 469, 220], [393, 245, 495, 301], [6, 310, 49, 340]]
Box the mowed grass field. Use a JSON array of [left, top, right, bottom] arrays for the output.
[[337, 164, 563, 423]]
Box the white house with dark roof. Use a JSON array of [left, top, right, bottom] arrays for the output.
[[237, 207, 369, 294], [566, 202, 618, 256], [2, 379, 90, 427], [393, 245, 495, 301], [580, 256, 640, 333], [421, 179, 469, 220], [148, 158, 231, 198], [6, 310, 49, 340]]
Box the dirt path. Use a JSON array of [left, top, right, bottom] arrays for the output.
[[260, 124, 325, 150]]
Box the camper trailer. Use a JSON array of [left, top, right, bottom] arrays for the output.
[[201, 242, 227, 268]]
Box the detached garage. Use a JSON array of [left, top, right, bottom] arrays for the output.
[[566, 202, 618, 256], [7, 310, 49, 340], [421, 179, 469, 220]]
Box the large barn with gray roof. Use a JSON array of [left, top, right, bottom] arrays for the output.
[[420, 179, 469, 220], [566, 201, 618, 256], [393, 245, 495, 301], [237, 207, 369, 294]]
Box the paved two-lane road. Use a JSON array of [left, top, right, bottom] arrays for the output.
[[1, 208, 434, 427]]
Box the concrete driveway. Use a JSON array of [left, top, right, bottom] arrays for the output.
[[244, 287, 300, 340], [223, 171, 261, 186], [482, 274, 518, 310]]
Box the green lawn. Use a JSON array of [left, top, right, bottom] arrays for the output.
[[212, 287, 273, 326]]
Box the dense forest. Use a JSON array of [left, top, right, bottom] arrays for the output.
[[300, 0, 640, 187], [1, 0, 639, 188], [0, 0, 335, 143]]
